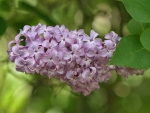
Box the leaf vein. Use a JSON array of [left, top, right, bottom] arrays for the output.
[[134, 0, 150, 13], [110, 48, 144, 63]]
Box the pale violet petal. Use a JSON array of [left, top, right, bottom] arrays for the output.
[[64, 52, 71, 60], [26, 57, 35, 66], [86, 50, 95, 57], [72, 44, 79, 52], [12, 46, 20, 55], [42, 40, 49, 48], [15, 57, 24, 67], [82, 69, 90, 78], [90, 30, 98, 39]]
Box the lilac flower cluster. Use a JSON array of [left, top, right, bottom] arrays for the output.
[[7, 24, 144, 95]]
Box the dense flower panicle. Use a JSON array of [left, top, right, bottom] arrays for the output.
[[7, 24, 144, 95]]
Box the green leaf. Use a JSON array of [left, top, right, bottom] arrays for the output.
[[19, 1, 57, 26], [109, 35, 150, 69], [127, 19, 150, 35], [120, 0, 150, 23], [140, 28, 150, 52], [0, 16, 7, 37]]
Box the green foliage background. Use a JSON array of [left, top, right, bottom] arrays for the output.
[[1, 0, 150, 113]]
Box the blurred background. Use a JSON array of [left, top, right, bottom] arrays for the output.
[[1, 0, 150, 113]]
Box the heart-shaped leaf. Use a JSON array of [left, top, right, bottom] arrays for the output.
[[140, 28, 150, 52], [120, 0, 150, 23], [109, 35, 150, 69], [127, 19, 150, 35]]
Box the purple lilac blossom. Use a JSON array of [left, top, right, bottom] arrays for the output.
[[7, 24, 144, 96]]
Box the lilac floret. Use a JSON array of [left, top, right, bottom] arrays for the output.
[[7, 24, 144, 96]]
